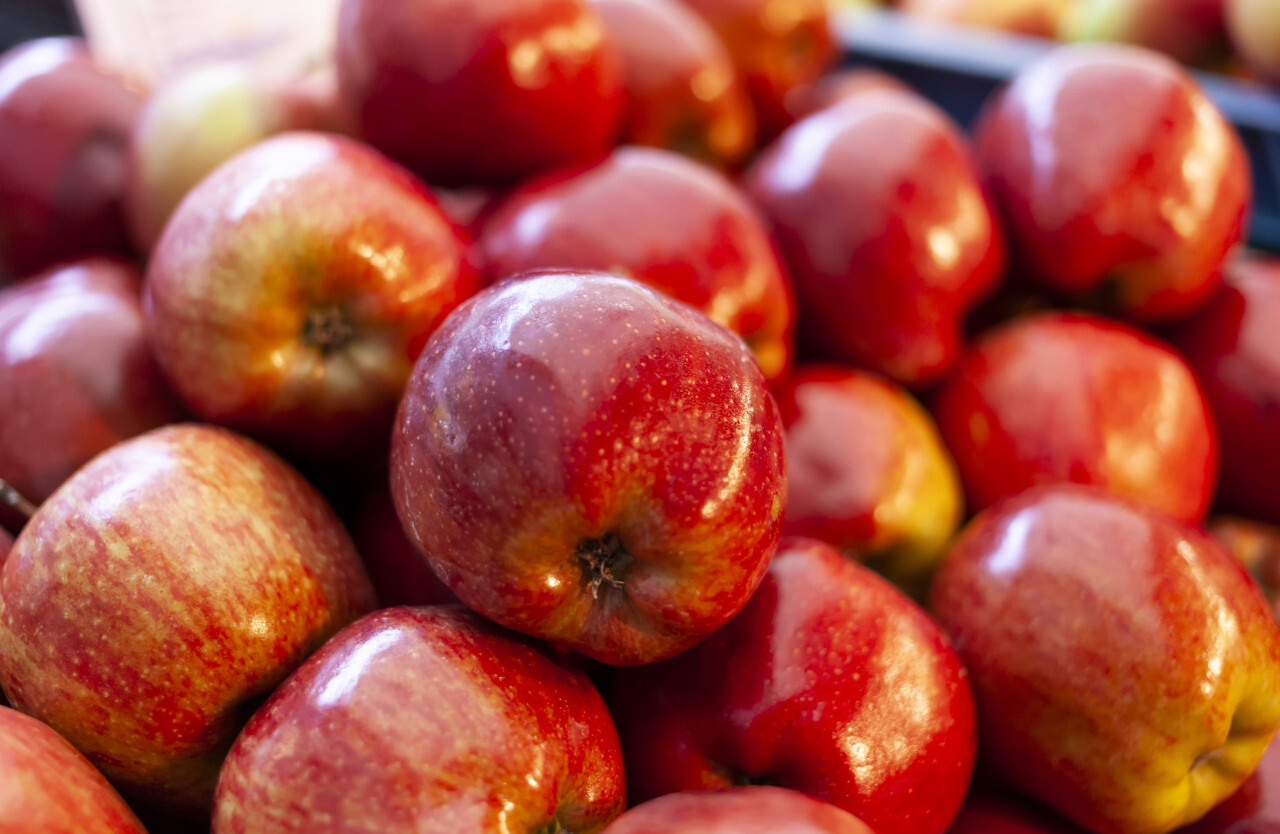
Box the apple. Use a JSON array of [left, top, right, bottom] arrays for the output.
[[900, 0, 1071, 38], [336, 0, 624, 187], [0, 423, 378, 818], [1210, 516, 1280, 623], [1063, 0, 1228, 66], [144, 131, 481, 463], [590, 0, 756, 168], [1227, 0, 1280, 82], [744, 88, 1005, 388], [0, 705, 147, 834], [0, 256, 184, 535], [784, 67, 911, 122], [0, 529, 9, 563], [212, 605, 626, 833], [932, 311, 1218, 525], [0, 37, 140, 284], [390, 270, 786, 666], [1181, 733, 1280, 833], [973, 42, 1249, 323], [777, 364, 963, 599], [609, 537, 976, 834], [601, 787, 876, 834], [349, 479, 459, 608], [478, 146, 796, 383], [928, 484, 1280, 834]]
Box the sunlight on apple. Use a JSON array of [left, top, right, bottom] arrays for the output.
[[988, 513, 1034, 576], [315, 627, 403, 708]]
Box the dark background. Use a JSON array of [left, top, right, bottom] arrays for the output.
[[0, 0, 79, 51]]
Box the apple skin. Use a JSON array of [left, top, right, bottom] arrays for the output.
[[928, 484, 1280, 834], [777, 364, 963, 599], [0, 38, 140, 284], [479, 146, 795, 383], [1227, 0, 1280, 83], [0, 705, 148, 834], [744, 89, 1005, 388], [900, 0, 1071, 37], [608, 537, 976, 834], [212, 605, 626, 833], [1171, 256, 1280, 525], [933, 311, 1218, 525], [601, 787, 876, 834], [590, 0, 755, 168], [1064, 0, 1228, 67], [973, 43, 1249, 323], [145, 131, 480, 464], [336, 0, 623, 187], [0, 257, 184, 531], [390, 270, 786, 666], [0, 423, 378, 818], [783, 67, 911, 123], [1211, 516, 1280, 624]]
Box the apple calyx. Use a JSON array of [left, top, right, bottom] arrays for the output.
[[536, 817, 571, 834], [578, 533, 633, 599], [0, 478, 36, 520], [302, 305, 356, 355]]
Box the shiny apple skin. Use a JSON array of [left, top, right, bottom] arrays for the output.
[[0, 38, 140, 284], [145, 131, 480, 463], [1172, 256, 1280, 525], [933, 311, 1218, 525], [0, 424, 377, 818], [213, 605, 625, 833], [745, 89, 1005, 388], [973, 43, 1248, 323], [390, 271, 786, 666], [0, 706, 147, 834], [0, 257, 184, 520], [601, 787, 876, 834], [336, 0, 623, 187], [929, 485, 1280, 834], [777, 364, 962, 598], [609, 537, 976, 834], [479, 146, 795, 382], [1228, 0, 1280, 83]]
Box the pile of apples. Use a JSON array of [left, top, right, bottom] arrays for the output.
[[3, 0, 1280, 832]]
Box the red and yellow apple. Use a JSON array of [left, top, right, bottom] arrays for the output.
[[602, 787, 876, 834]]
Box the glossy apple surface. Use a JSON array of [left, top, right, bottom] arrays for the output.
[[479, 146, 795, 382], [1228, 0, 1280, 82], [145, 131, 480, 463], [0, 424, 377, 818], [602, 787, 876, 834], [929, 485, 1280, 834], [1064, 0, 1228, 65], [777, 364, 962, 598], [609, 537, 976, 834], [901, 0, 1070, 37], [933, 311, 1218, 525], [213, 605, 625, 833], [0, 37, 140, 284], [974, 43, 1248, 322], [391, 271, 786, 666], [745, 89, 1005, 387], [336, 0, 623, 187]]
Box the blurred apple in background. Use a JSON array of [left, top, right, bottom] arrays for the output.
[[0, 37, 140, 284], [348, 480, 459, 608], [933, 312, 1218, 525], [899, 0, 1071, 38], [145, 131, 480, 464], [974, 43, 1249, 323], [1227, 0, 1280, 82], [0, 424, 377, 819], [783, 66, 911, 121], [930, 484, 1280, 834], [602, 787, 877, 834], [1211, 516, 1280, 623], [213, 605, 626, 833], [590, 0, 756, 168], [745, 88, 1005, 388], [1063, 0, 1228, 66]]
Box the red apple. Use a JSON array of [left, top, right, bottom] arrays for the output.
[[745, 88, 1005, 388], [0, 705, 147, 834], [900, 0, 1071, 37], [1171, 255, 1280, 525], [212, 605, 625, 833], [590, 0, 756, 167], [783, 67, 912, 122], [602, 787, 876, 834], [145, 131, 480, 463], [0, 37, 140, 284], [479, 146, 796, 382], [1227, 0, 1280, 82], [0, 256, 184, 532], [390, 270, 786, 666], [932, 311, 1218, 525], [336, 0, 624, 187], [349, 480, 459, 608], [929, 484, 1280, 834], [1063, 0, 1228, 66], [973, 42, 1249, 322], [777, 364, 963, 598], [0, 424, 377, 818], [609, 537, 976, 834]]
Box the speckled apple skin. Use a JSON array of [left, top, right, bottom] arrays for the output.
[[0, 706, 147, 834], [0, 424, 377, 818], [213, 605, 626, 833], [929, 485, 1280, 834], [609, 537, 977, 834], [602, 787, 876, 834], [390, 271, 786, 666]]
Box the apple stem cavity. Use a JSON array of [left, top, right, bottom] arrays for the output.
[[535, 818, 571, 834], [577, 533, 633, 600], [0, 479, 36, 520], [302, 305, 356, 355]]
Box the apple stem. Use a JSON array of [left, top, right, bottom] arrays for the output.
[[302, 305, 355, 355], [577, 533, 633, 600], [0, 479, 36, 520]]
